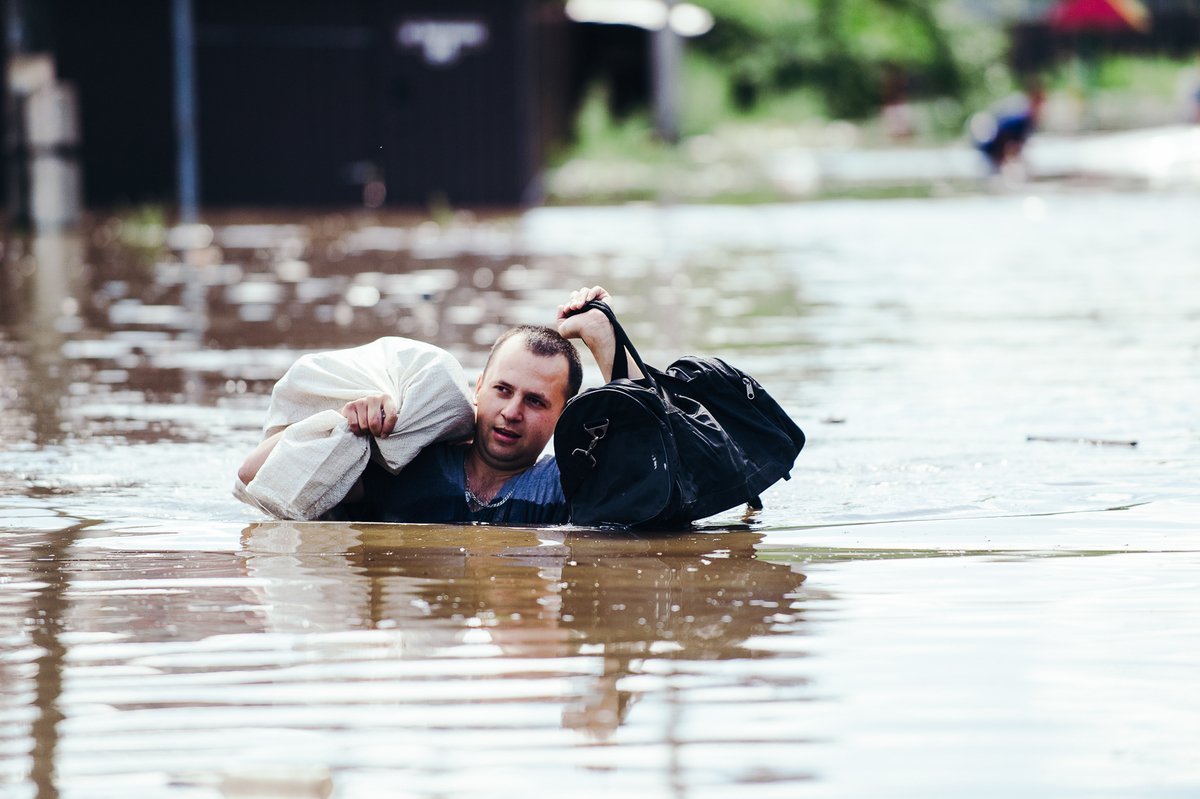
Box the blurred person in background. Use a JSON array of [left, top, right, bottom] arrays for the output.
[[970, 78, 1046, 178]]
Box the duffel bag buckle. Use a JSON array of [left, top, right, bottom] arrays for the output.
[[571, 418, 610, 469]]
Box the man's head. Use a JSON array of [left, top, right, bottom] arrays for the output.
[[472, 326, 582, 473], [484, 325, 583, 400]]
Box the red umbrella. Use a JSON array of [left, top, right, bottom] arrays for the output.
[[1047, 0, 1150, 32]]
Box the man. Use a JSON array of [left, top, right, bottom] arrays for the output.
[[238, 285, 626, 524], [972, 80, 1044, 176]]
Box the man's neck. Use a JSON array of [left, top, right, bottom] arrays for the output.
[[464, 448, 525, 504]]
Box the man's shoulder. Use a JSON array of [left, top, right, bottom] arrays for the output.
[[510, 454, 562, 501], [419, 440, 469, 468], [495, 454, 565, 524], [364, 440, 465, 488], [530, 453, 559, 472], [523, 453, 561, 483]]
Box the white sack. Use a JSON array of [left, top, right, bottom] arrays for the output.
[[235, 337, 476, 520]]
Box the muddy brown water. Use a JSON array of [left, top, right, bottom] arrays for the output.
[[2, 193, 1199, 797]]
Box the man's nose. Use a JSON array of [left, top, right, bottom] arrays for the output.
[[501, 396, 523, 421]]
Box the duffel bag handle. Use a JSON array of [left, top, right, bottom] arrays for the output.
[[565, 300, 654, 384]]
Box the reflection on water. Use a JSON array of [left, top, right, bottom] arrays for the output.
[[4, 518, 1198, 798], [2, 524, 816, 797], [241, 525, 808, 741], [3, 195, 1200, 797]]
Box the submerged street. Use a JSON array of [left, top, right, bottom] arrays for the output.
[[2, 190, 1199, 797]]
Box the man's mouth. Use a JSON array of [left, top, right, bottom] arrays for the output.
[[493, 426, 520, 445]]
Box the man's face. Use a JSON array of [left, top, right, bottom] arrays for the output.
[[473, 336, 571, 473]]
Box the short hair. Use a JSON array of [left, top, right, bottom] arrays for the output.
[[485, 325, 583, 401]]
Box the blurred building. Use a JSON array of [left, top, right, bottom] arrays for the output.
[[2, 0, 580, 212], [965, 0, 1200, 74]]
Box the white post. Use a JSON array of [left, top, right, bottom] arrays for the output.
[[26, 80, 81, 230]]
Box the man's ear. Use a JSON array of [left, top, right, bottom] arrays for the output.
[[474, 371, 484, 398]]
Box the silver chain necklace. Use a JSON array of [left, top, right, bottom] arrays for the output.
[[463, 465, 513, 512]]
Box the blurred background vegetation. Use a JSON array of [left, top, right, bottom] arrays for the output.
[[691, 0, 973, 124], [563, 0, 1200, 164]]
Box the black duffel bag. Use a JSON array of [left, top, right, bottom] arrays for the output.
[[554, 301, 806, 529]]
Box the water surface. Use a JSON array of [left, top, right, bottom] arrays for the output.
[[2, 192, 1199, 797]]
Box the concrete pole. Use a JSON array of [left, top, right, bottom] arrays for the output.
[[651, 0, 681, 144], [5, 0, 80, 232], [172, 0, 200, 222], [26, 80, 81, 230]]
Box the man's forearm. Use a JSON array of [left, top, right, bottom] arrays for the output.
[[556, 286, 642, 383], [237, 430, 284, 485], [582, 333, 617, 383], [580, 325, 641, 383]]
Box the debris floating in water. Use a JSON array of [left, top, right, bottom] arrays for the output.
[[1026, 435, 1137, 448]]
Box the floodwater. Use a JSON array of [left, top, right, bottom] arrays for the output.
[[2, 191, 1199, 798]]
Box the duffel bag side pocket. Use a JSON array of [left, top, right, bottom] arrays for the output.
[[555, 385, 678, 528]]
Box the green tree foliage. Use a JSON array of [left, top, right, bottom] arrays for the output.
[[691, 0, 970, 120]]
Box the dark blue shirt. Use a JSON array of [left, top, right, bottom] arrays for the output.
[[333, 442, 569, 525]]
